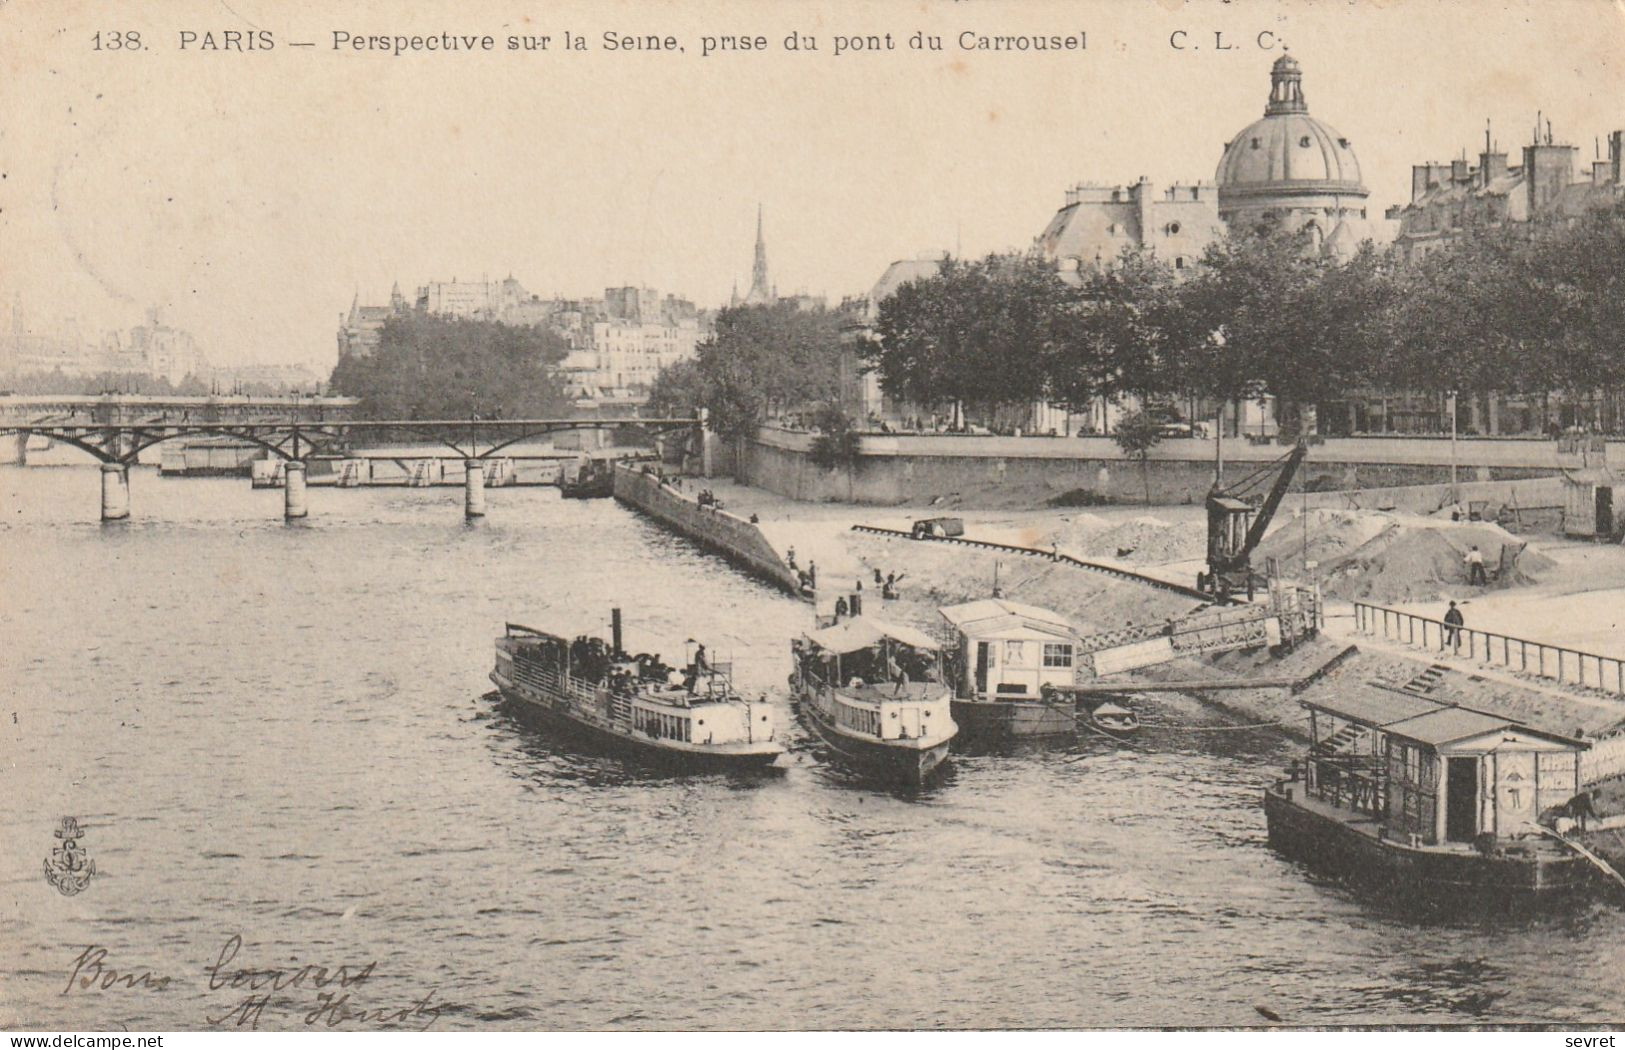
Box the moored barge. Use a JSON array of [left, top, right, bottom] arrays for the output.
[[1265, 683, 1595, 906], [492, 612, 783, 770], [938, 599, 1082, 739], [790, 618, 957, 785]]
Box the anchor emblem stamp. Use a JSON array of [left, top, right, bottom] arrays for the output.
[[44, 817, 97, 896]]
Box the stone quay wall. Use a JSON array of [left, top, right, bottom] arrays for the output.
[[612, 464, 802, 597], [736, 428, 1581, 506]]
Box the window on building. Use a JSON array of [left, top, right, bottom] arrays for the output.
[[1042, 643, 1073, 668], [1300, 136, 1312, 148], [1251, 138, 1261, 149], [1166, 221, 1181, 235], [1175, 257, 1186, 270], [1003, 641, 1027, 666]]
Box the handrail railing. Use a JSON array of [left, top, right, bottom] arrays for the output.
[[1353, 601, 1625, 696]]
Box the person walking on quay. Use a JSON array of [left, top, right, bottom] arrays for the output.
[[1443, 601, 1465, 649], [1465, 545, 1488, 585]]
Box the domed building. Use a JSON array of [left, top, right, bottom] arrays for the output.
[[1216, 54, 1372, 255]]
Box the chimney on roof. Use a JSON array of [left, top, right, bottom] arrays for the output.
[[1451, 157, 1470, 183], [1523, 134, 1578, 214], [1611, 130, 1623, 185]]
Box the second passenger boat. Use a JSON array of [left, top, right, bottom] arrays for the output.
[[492, 610, 784, 770], [790, 617, 958, 785]]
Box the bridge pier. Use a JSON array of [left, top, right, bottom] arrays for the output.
[[100, 463, 130, 522], [465, 459, 486, 518], [284, 460, 308, 520]]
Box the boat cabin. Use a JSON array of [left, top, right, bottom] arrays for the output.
[[1302, 688, 1587, 847], [938, 599, 1080, 703]]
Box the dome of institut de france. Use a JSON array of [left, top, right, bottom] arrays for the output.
[[1215, 53, 1370, 235]]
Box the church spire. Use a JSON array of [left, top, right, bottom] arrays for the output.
[[745, 204, 772, 305]]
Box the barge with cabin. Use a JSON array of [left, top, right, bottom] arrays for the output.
[[1264, 682, 1595, 906]]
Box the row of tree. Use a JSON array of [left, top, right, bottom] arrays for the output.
[[864, 198, 1625, 428], [328, 312, 571, 419], [646, 302, 844, 440]]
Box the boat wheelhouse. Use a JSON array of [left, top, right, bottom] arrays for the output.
[[1265, 683, 1593, 904], [491, 614, 783, 770], [790, 617, 957, 785], [938, 599, 1082, 738]]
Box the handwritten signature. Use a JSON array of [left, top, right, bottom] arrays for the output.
[[62, 936, 443, 1030]]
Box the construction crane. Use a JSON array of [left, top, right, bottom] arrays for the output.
[[1197, 441, 1308, 601]]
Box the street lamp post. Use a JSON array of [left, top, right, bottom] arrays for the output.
[[1448, 390, 1459, 503]]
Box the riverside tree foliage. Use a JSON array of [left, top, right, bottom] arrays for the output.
[[328, 312, 570, 419], [857, 197, 1625, 428], [646, 302, 844, 441]]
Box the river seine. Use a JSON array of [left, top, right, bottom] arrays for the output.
[[3, 466, 1621, 1030]]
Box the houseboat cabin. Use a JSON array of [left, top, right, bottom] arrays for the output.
[[1265, 683, 1592, 903], [938, 599, 1082, 737]]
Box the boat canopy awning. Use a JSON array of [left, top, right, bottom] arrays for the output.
[[1301, 687, 1444, 730], [805, 617, 940, 654]]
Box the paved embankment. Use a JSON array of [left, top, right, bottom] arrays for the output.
[[611, 465, 803, 597]]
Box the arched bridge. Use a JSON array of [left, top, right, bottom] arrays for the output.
[[0, 416, 700, 466], [0, 401, 703, 522]]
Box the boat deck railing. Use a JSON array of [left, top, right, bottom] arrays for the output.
[[1307, 757, 1387, 818]]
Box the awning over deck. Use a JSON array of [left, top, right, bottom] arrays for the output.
[[805, 617, 939, 654], [1302, 680, 1589, 752], [1301, 686, 1442, 729], [1383, 707, 1587, 751]]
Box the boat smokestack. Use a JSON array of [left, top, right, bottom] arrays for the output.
[[611, 608, 623, 655]]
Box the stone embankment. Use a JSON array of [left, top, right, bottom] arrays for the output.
[[612, 465, 803, 597]]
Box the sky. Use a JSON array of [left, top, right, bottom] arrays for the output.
[[3, 0, 1624, 370]]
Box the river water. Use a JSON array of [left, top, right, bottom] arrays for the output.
[[2, 465, 1621, 1031]]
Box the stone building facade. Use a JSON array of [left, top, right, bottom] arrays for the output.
[[1387, 127, 1623, 262], [1034, 179, 1224, 279]]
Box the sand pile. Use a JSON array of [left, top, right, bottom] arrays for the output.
[[1318, 520, 1555, 602], [1040, 513, 1111, 550], [842, 531, 1198, 633], [1255, 509, 1392, 575], [1075, 516, 1207, 564]]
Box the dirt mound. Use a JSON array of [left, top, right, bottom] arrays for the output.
[[1255, 509, 1392, 576], [842, 531, 1198, 634], [1318, 520, 1553, 602], [1039, 513, 1111, 550], [1075, 516, 1206, 565]]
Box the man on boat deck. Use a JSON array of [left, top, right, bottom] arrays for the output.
[[685, 644, 710, 695], [887, 650, 906, 695]]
